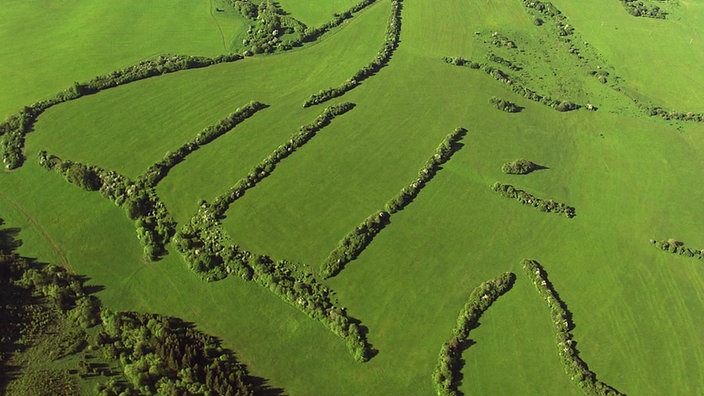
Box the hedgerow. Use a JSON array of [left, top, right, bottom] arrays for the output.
[[38, 152, 175, 260], [300, 0, 379, 43], [0, 54, 243, 170], [432, 272, 515, 395], [522, 259, 624, 395], [619, 0, 668, 18], [651, 238, 704, 260], [492, 182, 575, 218], [138, 101, 267, 187], [303, 0, 403, 107], [320, 128, 467, 279]]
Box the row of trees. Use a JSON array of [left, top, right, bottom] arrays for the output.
[[432, 272, 516, 396], [299, 0, 378, 43], [651, 238, 704, 260], [442, 57, 582, 112], [138, 101, 267, 187], [174, 214, 375, 361], [0, 54, 243, 170], [492, 182, 576, 218], [522, 259, 624, 395], [320, 128, 467, 279], [303, 0, 403, 107], [620, 0, 667, 18], [38, 152, 176, 260]]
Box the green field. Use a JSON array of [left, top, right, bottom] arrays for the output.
[[2, 0, 704, 394]]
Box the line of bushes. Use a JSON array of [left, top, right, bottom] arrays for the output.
[[640, 104, 704, 123], [38, 152, 175, 260], [0, 53, 243, 170], [319, 128, 467, 279], [620, 0, 667, 18], [208, 102, 356, 218], [300, 0, 379, 43], [490, 96, 522, 113], [492, 182, 576, 218], [303, 0, 403, 107], [522, 259, 624, 396], [432, 272, 516, 396], [442, 57, 581, 112], [651, 238, 704, 260], [174, 208, 375, 362], [138, 101, 267, 187], [521, 0, 574, 37]]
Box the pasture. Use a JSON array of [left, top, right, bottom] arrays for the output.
[[2, 0, 704, 394]]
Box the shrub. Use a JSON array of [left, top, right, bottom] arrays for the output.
[[489, 96, 522, 113], [501, 159, 539, 175]]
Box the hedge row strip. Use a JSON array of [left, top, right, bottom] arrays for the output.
[[432, 272, 516, 396], [651, 238, 704, 261], [492, 182, 576, 218], [522, 259, 624, 395], [0, 54, 243, 170], [320, 127, 467, 279], [303, 0, 402, 107], [138, 101, 267, 187]]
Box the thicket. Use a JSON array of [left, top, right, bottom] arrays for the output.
[[230, 0, 307, 54], [490, 96, 522, 113], [620, 0, 667, 18], [522, 259, 624, 395], [97, 310, 262, 395], [303, 0, 403, 107], [175, 213, 374, 362], [501, 159, 540, 175], [432, 272, 516, 396], [0, 54, 242, 170], [38, 152, 176, 260], [522, 0, 574, 38], [492, 182, 575, 218], [138, 101, 267, 187], [208, 102, 355, 218], [443, 57, 581, 112], [320, 128, 467, 279], [651, 238, 704, 260]]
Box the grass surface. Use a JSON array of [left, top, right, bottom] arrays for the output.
[[2, 0, 704, 394]]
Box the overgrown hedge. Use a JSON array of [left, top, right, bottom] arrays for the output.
[[640, 104, 704, 123], [492, 182, 575, 218], [651, 238, 704, 260], [443, 57, 581, 112], [490, 96, 522, 113], [138, 101, 267, 187], [522, 259, 624, 395], [300, 0, 379, 43], [432, 272, 516, 396], [320, 128, 467, 279], [0, 54, 243, 170], [620, 0, 667, 18], [209, 102, 356, 218], [303, 0, 402, 107], [38, 152, 175, 260]]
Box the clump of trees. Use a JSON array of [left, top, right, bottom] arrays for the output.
[[522, 0, 574, 38], [230, 0, 307, 54], [501, 159, 540, 175], [319, 128, 467, 279], [490, 96, 522, 113], [0, 54, 243, 170], [651, 238, 704, 260], [38, 152, 176, 260], [432, 272, 515, 395], [492, 182, 576, 218], [442, 57, 583, 112], [620, 0, 667, 18], [138, 101, 267, 187], [303, 0, 403, 107], [522, 259, 624, 395]]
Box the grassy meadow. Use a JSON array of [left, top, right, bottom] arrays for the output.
[[2, 0, 704, 394]]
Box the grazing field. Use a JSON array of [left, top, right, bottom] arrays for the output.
[[2, 0, 704, 394]]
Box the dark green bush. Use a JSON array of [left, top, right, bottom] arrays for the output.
[[501, 159, 539, 175]]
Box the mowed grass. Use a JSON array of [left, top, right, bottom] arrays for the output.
[[2, 0, 704, 395], [0, 0, 247, 118]]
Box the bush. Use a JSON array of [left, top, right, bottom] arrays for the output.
[[489, 96, 522, 113], [501, 159, 539, 175]]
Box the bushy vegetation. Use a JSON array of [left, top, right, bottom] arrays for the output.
[[230, 0, 307, 54], [489, 96, 522, 113], [502, 159, 540, 175], [492, 182, 575, 218], [620, 0, 667, 18], [300, 0, 379, 43], [522, 0, 574, 38], [443, 57, 582, 112], [38, 152, 176, 260], [641, 104, 704, 123], [139, 101, 267, 187], [432, 272, 515, 396], [320, 128, 467, 279], [0, 54, 243, 170], [651, 238, 704, 260], [303, 0, 403, 107], [522, 259, 624, 396]]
